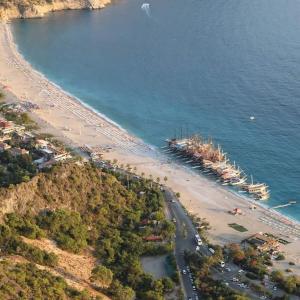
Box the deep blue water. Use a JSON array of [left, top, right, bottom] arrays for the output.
[[11, 0, 300, 221]]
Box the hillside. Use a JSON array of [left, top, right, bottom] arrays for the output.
[[0, 0, 111, 20], [0, 162, 177, 299], [0, 260, 99, 299], [0, 162, 133, 219]]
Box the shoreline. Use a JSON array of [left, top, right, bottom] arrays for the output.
[[1, 21, 300, 273]]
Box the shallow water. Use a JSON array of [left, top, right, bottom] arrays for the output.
[[11, 0, 300, 220]]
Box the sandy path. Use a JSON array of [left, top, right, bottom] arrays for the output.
[[0, 22, 299, 274]]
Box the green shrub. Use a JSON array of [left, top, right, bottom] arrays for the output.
[[5, 213, 45, 239], [0, 224, 57, 267], [90, 265, 113, 287], [37, 209, 88, 253], [0, 262, 92, 299], [276, 253, 285, 261]]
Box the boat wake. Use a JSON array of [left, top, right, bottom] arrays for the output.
[[141, 3, 151, 17]]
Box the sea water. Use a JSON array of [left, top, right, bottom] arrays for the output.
[[11, 0, 300, 220]]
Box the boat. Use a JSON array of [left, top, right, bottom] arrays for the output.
[[166, 135, 270, 200], [243, 176, 270, 200]]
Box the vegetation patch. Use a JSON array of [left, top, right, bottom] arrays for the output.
[[0, 261, 93, 300], [0, 162, 177, 299], [228, 223, 248, 232], [184, 249, 250, 299], [0, 224, 58, 267]]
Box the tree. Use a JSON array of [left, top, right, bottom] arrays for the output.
[[142, 290, 164, 300], [276, 253, 285, 261], [90, 265, 113, 287], [163, 176, 168, 183], [228, 243, 245, 263], [282, 275, 299, 294], [153, 211, 164, 221], [161, 220, 176, 238], [271, 270, 284, 283], [161, 277, 174, 292], [149, 175, 153, 188], [109, 280, 135, 300], [37, 209, 88, 253]]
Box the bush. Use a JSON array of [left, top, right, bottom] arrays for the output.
[[276, 253, 285, 261], [37, 209, 88, 253], [142, 242, 173, 256], [90, 265, 113, 287], [0, 262, 92, 299], [5, 213, 45, 239], [161, 277, 174, 293], [0, 224, 58, 267], [109, 280, 135, 300]]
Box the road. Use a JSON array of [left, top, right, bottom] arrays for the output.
[[164, 188, 272, 300], [94, 163, 281, 300], [164, 188, 205, 300]]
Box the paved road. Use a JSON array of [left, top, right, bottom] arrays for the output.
[[94, 165, 280, 300], [164, 188, 206, 300], [164, 188, 273, 300]]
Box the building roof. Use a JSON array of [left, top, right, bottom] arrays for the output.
[[245, 233, 280, 249], [144, 235, 163, 242], [9, 148, 29, 156]]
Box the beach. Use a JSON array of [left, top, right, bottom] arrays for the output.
[[0, 21, 300, 274]]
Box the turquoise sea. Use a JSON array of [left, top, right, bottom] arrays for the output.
[[11, 0, 300, 221]]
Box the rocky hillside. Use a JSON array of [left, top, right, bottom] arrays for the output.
[[0, 162, 176, 299], [0, 0, 111, 20], [0, 162, 128, 219]]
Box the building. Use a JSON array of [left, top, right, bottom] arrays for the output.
[[0, 126, 15, 135], [22, 131, 35, 143], [243, 233, 280, 252], [35, 139, 49, 149], [13, 125, 25, 134], [0, 120, 11, 129], [0, 142, 11, 152], [9, 147, 29, 157], [53, 152, 72, 162], [144, 235, 163, 242], [0, 135, 11, 143], [39, 148, 54, 160]]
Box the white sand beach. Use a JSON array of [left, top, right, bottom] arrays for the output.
[[0, 22, 299, 274]]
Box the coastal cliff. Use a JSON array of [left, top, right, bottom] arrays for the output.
[[0, 0, 111, 20]]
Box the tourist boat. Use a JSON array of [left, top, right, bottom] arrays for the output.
[[166, 135, 270, 200], [243, 176, 270, 200]]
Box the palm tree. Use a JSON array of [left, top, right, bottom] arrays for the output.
[[149, 174, 153, 188], [141, 172, 145, 178], [163, 176, 168, 183], [133, 166, 137, 173], [156, 177, 160, 184]]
